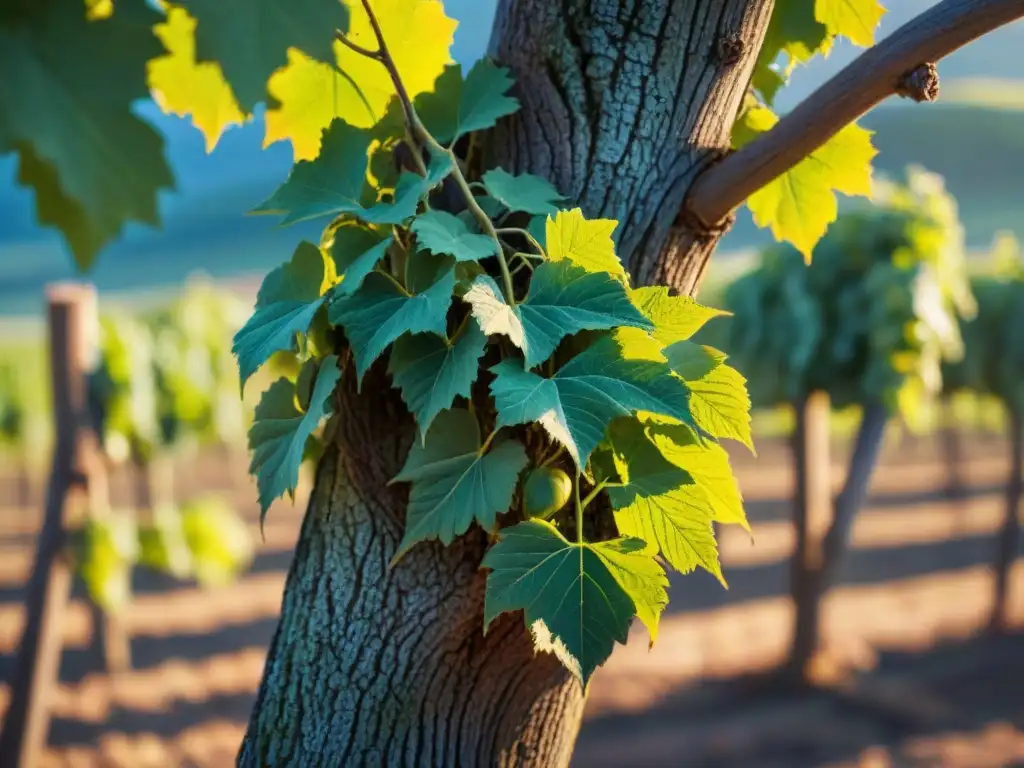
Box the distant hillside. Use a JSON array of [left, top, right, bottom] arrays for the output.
[[1, 2, 1022, 315]]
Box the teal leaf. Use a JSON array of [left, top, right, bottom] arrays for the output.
[[489, 335, 696, 468], [248, 356, 341, 519], [388, 322, 488, 438], [456, 59, 520, 139], [391, 408, 527, 560], [504, 260, 654, 368], [328, 224, 393, 297], [252, 119, 426, 226], [328, 265, 455, 383], [481, 168, 563, 215], [234, 241, 329, 390], [482, 519, 648, 687], [411, 210, 500, 262]]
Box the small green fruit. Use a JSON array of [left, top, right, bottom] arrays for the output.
[[523, 467, 572, 520]]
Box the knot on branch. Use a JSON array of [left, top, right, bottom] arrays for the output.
[[678, 147, 737, 242], [896, 63, 940, 102], [717, 34, 746, 66]]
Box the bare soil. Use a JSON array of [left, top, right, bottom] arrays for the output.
[[1, 431, 1022, 767]]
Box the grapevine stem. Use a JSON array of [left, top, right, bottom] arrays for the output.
[[574, 473, 583, 544], [333, 30, 380, 60], [580, 480, 609, 510], [538, 444, 565, 468], [479, 429, 498, 456], [496, 227, 546, 257], [356, 0, 517, 307], [373, 266, 410, 296]]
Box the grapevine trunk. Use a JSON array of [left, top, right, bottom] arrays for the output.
[[241, 0, 773, 762]]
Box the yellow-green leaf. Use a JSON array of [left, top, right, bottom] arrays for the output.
[[815, 0, 886, 47], [545, 208, 627, 283], [734, 103, 876, 261], [148, 6, 245, 152], [264, 0, 456, 160]]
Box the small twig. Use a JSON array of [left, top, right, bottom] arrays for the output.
[[580, 479, 609, 510], [686, 0, 1024, 228], [333, 30, 380, 60], [356, 0, 517, 306], [496, 227, 546, 257]]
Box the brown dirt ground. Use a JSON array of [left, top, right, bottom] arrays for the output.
[[1, 431, 1022, 768]]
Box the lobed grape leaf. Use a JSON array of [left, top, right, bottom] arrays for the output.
[[264, 0, 456, 160], [479, 261, 653, 369], [0, 0, 174, 269], [411, 210, 501, 262], [481, 169, 563, 216], [253, 119, 433, 226], [734, 102, 876, 260], [605, 418, 724, 584], [546, 209, 627, 283], [684, 361, 755, 453], [179, 0, 348, 112], [248, 356, 341, 518], [147, 6, 245, 152], [462, 276, 526, 346], [234, 241, 331, 389], [645, 417, 750, 532], [388, 322, 488, 438], [328, 224, 393, 296], [483, 519, 667, 686], [328, 263, 455, 382], [489, 336, 696, 469], [391, 408, 527, 560], [629, 287, 730, 347]]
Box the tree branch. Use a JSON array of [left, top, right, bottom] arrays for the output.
[[686, 0, 1024, 229]]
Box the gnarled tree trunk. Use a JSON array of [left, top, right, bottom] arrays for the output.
[[239, 0, 773, 764]]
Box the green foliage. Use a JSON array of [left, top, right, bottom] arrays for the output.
[[0, 365, 25, 447], [74, 512, 139, 613], [720, 166, 976, 424], [943, 233, 1024, 413], [225, 1, 753, 687], [248, 355, 341, 518]]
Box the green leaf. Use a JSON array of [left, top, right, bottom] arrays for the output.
[[606, 418, 724, 584], [180, 0, 348, 111], [629, 286, 729, 346], [733, 103, 876, 260], [328, 224, 393, 297], [816, 0, 887, 47], [252, 119, 427, 226], [248, 356, 341, 518], [646, 417, 749, 532], [686, 362, 755, 453], [490, 336, 696, 468], [664, 340, 725, 382], [760, 0, 828, 71], [391, 408, 527, 560], [482, 519, 648, 686], [388, 322, 487, 438], [456, 59, 520, 139], [0, 0, 173, 269], [328, 264, 455, 383], [234, 241, 329, 389], [411, 210, 501, 262], [546, 209, 627, 283], [590, 537, 669, 646], [518, 261, 654, 368], [481, 168, 563, 215]]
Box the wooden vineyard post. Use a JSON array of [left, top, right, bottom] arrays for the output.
[[0, 284, 125, 768], [990, 411, 1023, 632], [786, 390, 833, 681]]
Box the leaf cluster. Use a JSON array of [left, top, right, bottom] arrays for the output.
[[89, 280, 249, 463], [235, 25, 754, 687], [718, 166, 976, 422], [943, 234, 1024, 413]]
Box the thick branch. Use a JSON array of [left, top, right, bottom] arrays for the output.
[[686, 0, 1024, 228]]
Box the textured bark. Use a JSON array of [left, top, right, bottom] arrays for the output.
[[239, 367, 584, 766], [487, 0, 773, 291], [241, 1, 775, 764]]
